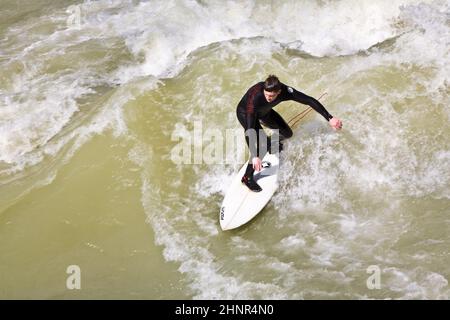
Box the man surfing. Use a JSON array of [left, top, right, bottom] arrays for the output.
[[236, 75, 342, 192]]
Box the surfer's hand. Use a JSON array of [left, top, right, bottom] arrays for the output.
[[252, 157, 262, 172], [329, 117, 343, 130]]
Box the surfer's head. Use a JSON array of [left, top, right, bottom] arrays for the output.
[[264, 75, 281, 102]]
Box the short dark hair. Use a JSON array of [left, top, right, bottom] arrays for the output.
[[264, 75, 281, 92]]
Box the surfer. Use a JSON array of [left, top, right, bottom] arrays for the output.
[[236, 75, 342, 192]]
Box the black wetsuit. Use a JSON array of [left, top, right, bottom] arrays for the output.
[[236, 82, 333, 177]]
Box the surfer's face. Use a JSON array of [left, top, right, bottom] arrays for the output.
[[264, 89, 281, 103]]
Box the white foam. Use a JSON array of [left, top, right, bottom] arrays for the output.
[[0, 73, 91, 164], [278, 234, 307, 251], [385, 267, 449, 299], [1, 0, 442, 171]]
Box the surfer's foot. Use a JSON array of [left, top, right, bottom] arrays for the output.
[[241, 175, 262, 192]]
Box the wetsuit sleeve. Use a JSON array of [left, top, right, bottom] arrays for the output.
[[246, 85, 259, 158], [285, 86, 333, 121]]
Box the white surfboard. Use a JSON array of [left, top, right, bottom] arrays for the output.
[[220, 152, 279, 230]]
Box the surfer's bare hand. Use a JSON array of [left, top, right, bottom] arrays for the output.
[[329, 117, 343, 130], [252, 157, 262, 172]]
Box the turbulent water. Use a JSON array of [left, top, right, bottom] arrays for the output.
[[0, 0, 449, 299]]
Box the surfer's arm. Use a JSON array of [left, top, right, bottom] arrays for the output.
[[287, 87, 333, 121]]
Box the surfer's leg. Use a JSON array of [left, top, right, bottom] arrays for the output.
[[236, 111, 263, 192], [260, 110, 293, 152], [244, 120, 266, 175], [260, 110, 293, 141], [237, 112, 255, 174], [237, 111, 268, 161]]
